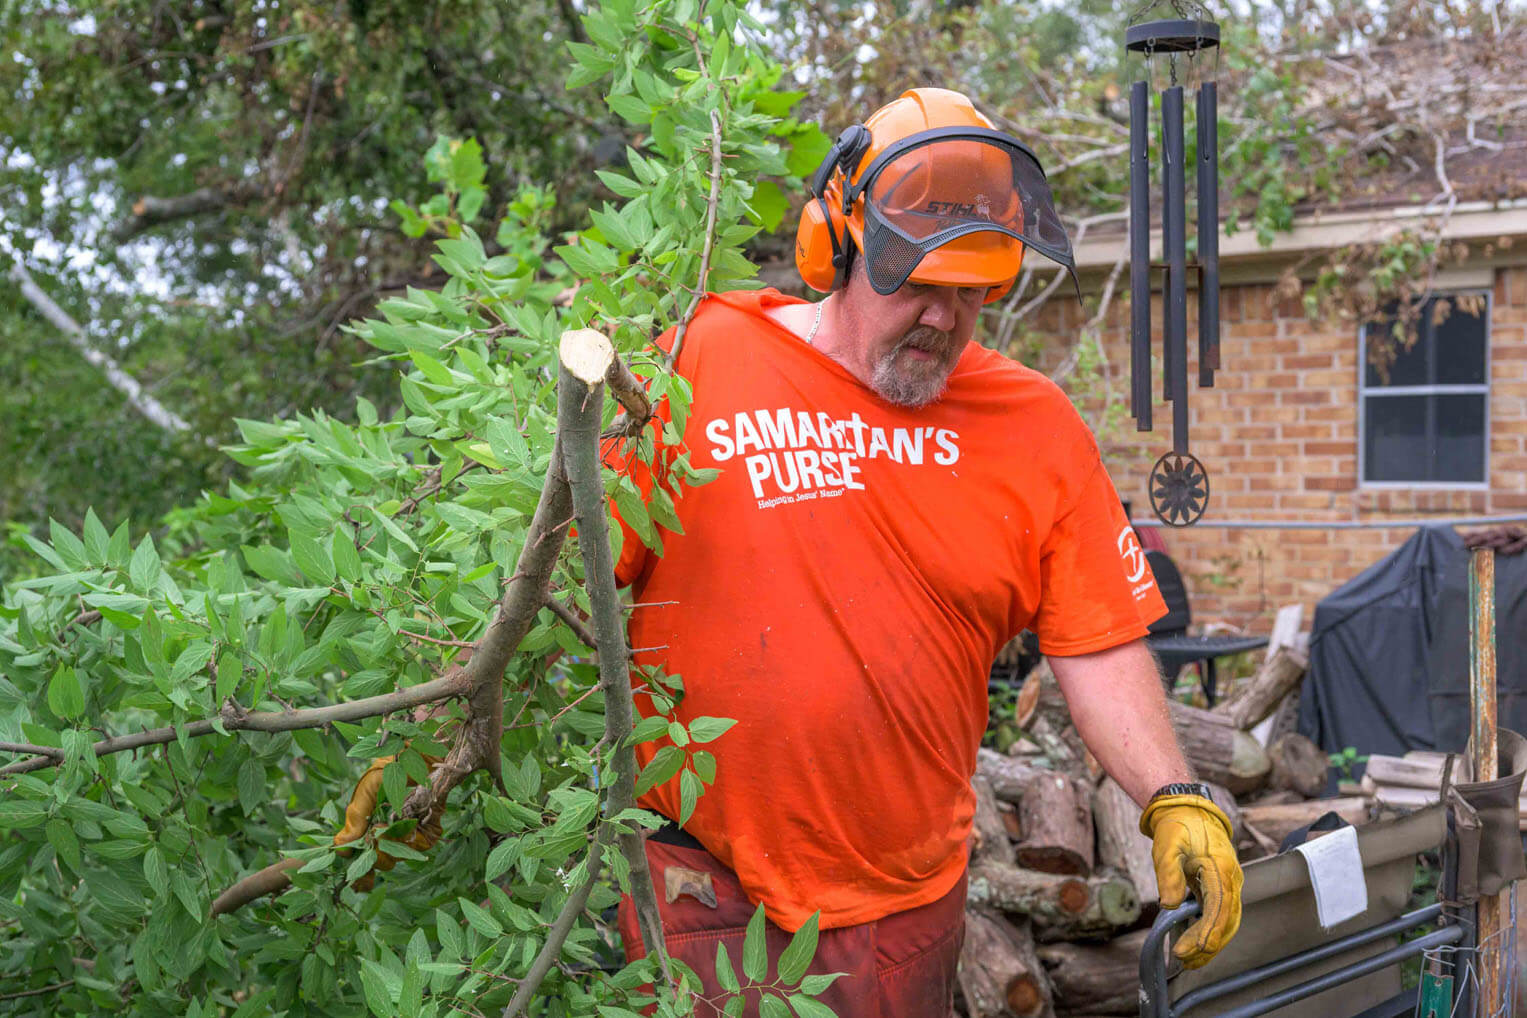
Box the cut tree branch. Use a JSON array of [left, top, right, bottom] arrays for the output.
[[0, 672, 471, 777], [502, 327, 673, 1014], [8, 260, 197, 436]]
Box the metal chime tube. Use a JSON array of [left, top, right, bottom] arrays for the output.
[[1197, 81, 1220, 384], [1162, 84, 1189, 455], [1129, 80, 1152, 431]]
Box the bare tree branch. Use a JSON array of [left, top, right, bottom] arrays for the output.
[[110, 181, 265, 243], [0, 741, 63, 760], [0, 673, 471, 777], [8, 260, 199, 437]]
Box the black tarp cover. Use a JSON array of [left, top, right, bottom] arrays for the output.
[[1297, 525, 1527, 761]]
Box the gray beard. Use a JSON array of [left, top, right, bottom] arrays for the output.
[[870, 326, 957, 408]]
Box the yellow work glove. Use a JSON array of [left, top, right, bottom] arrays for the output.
[[1139, 793, 1244, 969]]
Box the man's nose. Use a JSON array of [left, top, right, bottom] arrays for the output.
[[918, 288, 959, 332]]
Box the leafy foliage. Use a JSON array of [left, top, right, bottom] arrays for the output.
[[0, 2, 832, 1014]]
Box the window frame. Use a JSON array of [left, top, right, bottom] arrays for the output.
[[1356, 289, 1492, 490]]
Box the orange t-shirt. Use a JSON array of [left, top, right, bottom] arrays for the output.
[[613, 289, 1166, 931]]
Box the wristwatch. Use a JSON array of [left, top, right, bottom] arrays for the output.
[[1149, 781, 1215, 802]]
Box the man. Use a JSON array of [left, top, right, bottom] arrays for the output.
[[612, 88, 1241, 1016]]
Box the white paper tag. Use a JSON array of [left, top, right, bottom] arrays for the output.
[[1293, 824, 1368, 929]]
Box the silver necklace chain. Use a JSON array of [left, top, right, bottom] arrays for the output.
[[804, 300, 824, 345]]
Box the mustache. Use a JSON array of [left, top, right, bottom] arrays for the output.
[[896, 326, 955, 357]]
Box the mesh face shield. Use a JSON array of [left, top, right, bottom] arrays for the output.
[[846, 127, 1076, 296]]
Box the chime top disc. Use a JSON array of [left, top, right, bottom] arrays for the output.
[[1125, 19, 1220, 53]]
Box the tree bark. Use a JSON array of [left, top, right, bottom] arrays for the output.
[[977, 747, 1048, 804], [1363, 754, 1445, 789], [1016, 769, 1094, 876], [1212, 646, 1308, 730], [958, 909, 1055, 1018], [1168, 701, 1270, 795], [1239, 796, 1368, 843], [1092, 778, 1156, 907], [1036, 929, 1151, 1015], [973, 774, 1018, 867], [1267, 732, 1330, 798]]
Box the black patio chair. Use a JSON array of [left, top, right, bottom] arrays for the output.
[[1145, 549, 1268, 706]]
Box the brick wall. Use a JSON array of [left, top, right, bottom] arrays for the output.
[[1016, 265, 1527, 635]]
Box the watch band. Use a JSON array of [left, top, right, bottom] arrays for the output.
[[1149, 781, 1214, 802]]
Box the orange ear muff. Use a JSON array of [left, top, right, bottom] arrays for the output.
[[795, 196, 845, 294]]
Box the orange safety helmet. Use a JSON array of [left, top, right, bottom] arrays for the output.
[[795, 88, 1075, 303]]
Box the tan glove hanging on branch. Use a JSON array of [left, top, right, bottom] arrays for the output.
[[334, 752, 444, 892], [1139, 786, 1244, 969]]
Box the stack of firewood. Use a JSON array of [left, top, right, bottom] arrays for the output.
[[1362, 751, 1527, 829], [958, 641, 1348, 1018]]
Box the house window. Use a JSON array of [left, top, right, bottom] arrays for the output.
[[1359, 292, 1490, 486]]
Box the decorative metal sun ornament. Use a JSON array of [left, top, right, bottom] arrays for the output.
[[1150, 451, 1210, 526], [1126, 2, 1223, 526]]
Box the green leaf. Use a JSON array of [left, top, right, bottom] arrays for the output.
[[678, 768, 702, 826], [81, 508, 109, 564], [484, 838, 520, 881], [760, 995, 792, 1018], [45, 817, 81, 873], [686, 716, 737, 744], [47, 665, 85, 719], [458, 897, 503, 939], [627, 715, 670, 746], [715, 939, 740, 992], [798, 972, 847, 995], [332, 529, 362, 582], [289, 531, 336, 585], [742, 902, 768, 982], [634, 745, 685, 796], [237, 758, 264, 815], [359, 956, 398, 1017], [776, 912, 819, 985], [129, 535, 161, 592], [787, 994, 838, 1018], [144, 845, 169, 896], [749, 180, 790, 232], [216, 650, 242, 702], [49, 518, 87, 569], [692, 750, 716, 784]]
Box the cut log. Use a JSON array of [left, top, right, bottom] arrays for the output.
[[967, 862, 1141, 940], [1212, 645, 1309, 730], [1364, 754, 1446, 789], [1168, 701, 1271, 795], [958, 908, 1055, 1018], [1238, 797, 1369, 843], [978, 747, 1048, 804], [1371, 783, 1527, 815], [1267, 732, 1330, 798], [1016, 659, 1067, 729], [1092, 778, 1157, 907], [973, 774, 1018, 867], [1016, 770, 1094, 876], [1036, 929, 1152, 1015]]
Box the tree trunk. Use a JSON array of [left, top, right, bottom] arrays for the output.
[[1017, 769, 1094, 876], [1212, 646, 1308, 730], [1238, 796, 1368, 843], [973, 773, 1019, 867], [967, 862, 1141, 940], [958, 908, 1056, 1018], [1267, 732, 1330, 798], [1168, 701, 1270, 795], [1036, 929, 1152, 1015], [1091, 778, 1156, 907]]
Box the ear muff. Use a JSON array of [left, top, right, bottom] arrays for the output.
[[794, 125, 873, 294]]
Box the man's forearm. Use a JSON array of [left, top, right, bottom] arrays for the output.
[[1047, 638, 1192, 807]]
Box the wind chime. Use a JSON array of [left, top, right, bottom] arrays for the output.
[[1126, 5, 1221, 526]]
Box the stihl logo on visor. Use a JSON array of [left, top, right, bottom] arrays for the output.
[[922, 198, 993, 220]]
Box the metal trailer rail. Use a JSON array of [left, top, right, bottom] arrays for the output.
[[1138, 900, 1468, 1018]]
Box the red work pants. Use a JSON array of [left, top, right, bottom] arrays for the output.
[[616, 837, 966, 1018]]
